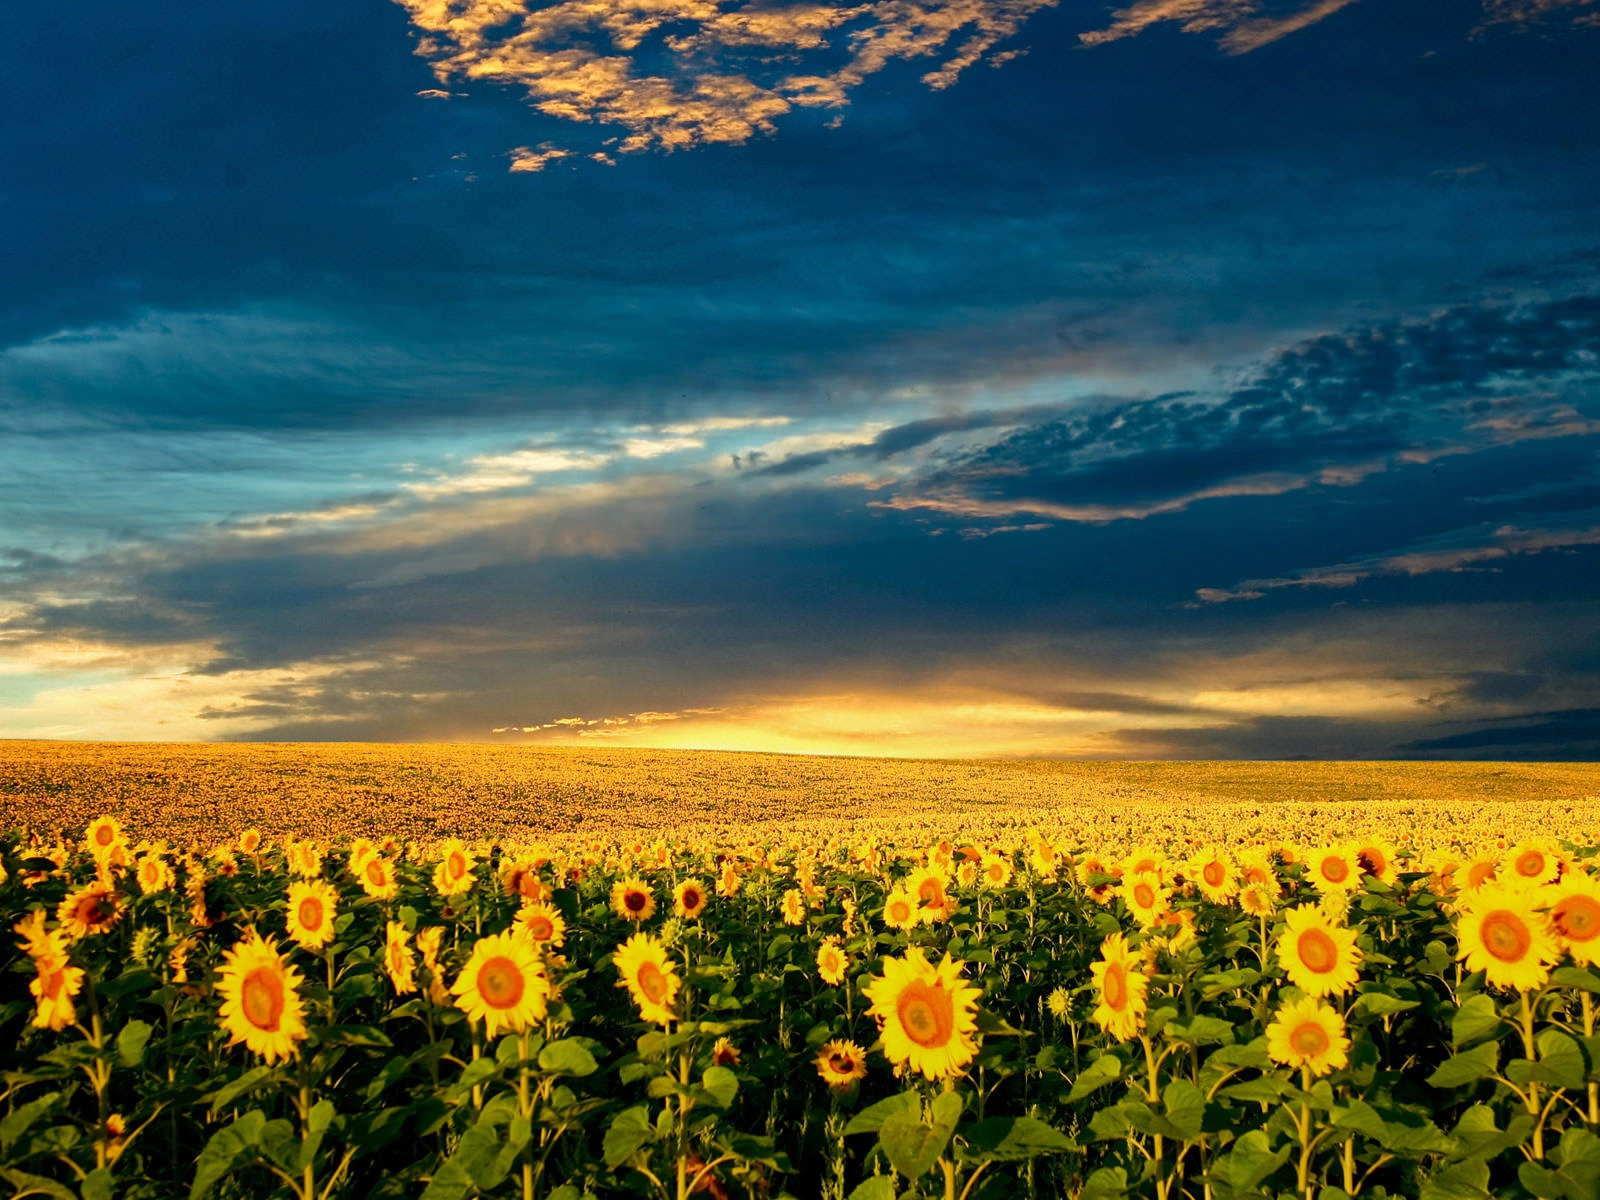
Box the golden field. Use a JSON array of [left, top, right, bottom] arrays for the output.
[[2, 740, 1598, 846]]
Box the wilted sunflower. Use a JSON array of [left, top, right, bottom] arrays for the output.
[[1090, 932, 1149, 1042], [385, 921, 417, 995], [1276, 905, 1361, 998], [1266, 996, 1350, 1076], [57, 881, 120, 940], [816, 938, 848, 985], [614, 932, 680, 1025], [452, 932, 550, 1035], [864, 948, 981, 1081], [711, 1036, 741, 1066], [673, 878, 709, 920], [1458, 885, 1557, 991], [286, 880, 338, 951], [611, 878, 656, 923], [1544, 870, 1600, 965], [815, 1039, 868, 1088], [515, 902, 568, 948], [217, 931, 308, 1063]]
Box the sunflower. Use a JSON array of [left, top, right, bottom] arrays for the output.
[[613, 932, 680, 1025], [1457, 885, 1558, 992], [1188, 846, 1237, 903], [882, 887, 919, 932], [286, 881, 338, 951], [674, 878, 709, 920], [216, 931, 308, 1063], [781, 888, 807, 926], [1076, 855, 1122, 905], [1047, 986, 1071, 1018], [716, 864, 742, 899], [1266, 996, 1350, 1076], [1307, 844, 1361, 893], [385, 921, 417, 995], [864, 948, 982, 1081], [1090, 932, 1150, 1042], [416, 926, 449, 1004], [712, 1037, 741, 1067], [1505, 840, 1562, 890], [1276, 905, 1361, 997], [515, 902, 567, 948], [1353, 839, 1398, 885], [1121, 872, 1169, 930], [980, 853, 1014, 889], [432, 839, 476, 897], [1028, 833, 1060, 878], [1460, 850, 1500, 895], [84, 816, 128, 863], [14, 910, 59, 960], [57, 881, 120, 939], [1122, 846, 1167, 881], [1544, 870, 1600, 965], [30, 954, 86, 1032], [237, 828, 263, 856], [815, 1039, 868, 1088], [956, 860, 980, 889], [134, 854, 174, 894], [907, 867, 957, 924], [816, 938, 848, 986], [355, 852, 399, 901], [611, 878, 656, 923], [286, 839, 324, 879], [452, 932, 550, 1035]]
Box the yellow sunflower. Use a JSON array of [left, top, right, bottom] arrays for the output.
[[712, 1037, 741, 1066], [286, 838, 324, 879], [84, 816, 127, 862], [1266, 996, 1350, 1076], [385, 921, 417, 995], [14, 910, 60, 961], [673, 878, 709, 920], [216, 931, 308, 1063], [1457, 885, 1557, 992], [286, 881, 338, 951], [815, 1039, 868, 1088], [57, 881, 120, 940], [1460, 850, 1500, 895], [1090, 932, 1149, 1042], [1276, 905, 1361, 998], [781, 888, 807, 926], [611, 878, 656, 923], [354, 852, 399, 901], [1307, 844, 1361, 893], [1121, 872, 1170, 930], [1544, 870, 1600, 965], [613, 932, 680, 1025], [452, 932, 550, 1035], [1122, 846, 1167, 881], [416, 926, 449, 1004], [1353, 839, 1398, 885], [882, 887, 919, 932], [1504, 840, 1562, 890], [237, 829, 263, 856], [980, 853, 1014, 889], [863, 948, 981, 1081], [514, 902, 567, 948], [30, 954, 85, 1032], [1188, 846, 1238, 904], [816, 938, 848, 986], [432, 839, 476, 897]]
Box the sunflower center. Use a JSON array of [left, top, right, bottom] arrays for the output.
[[828, 1053, 854, 1074], [897, 981, 954, 1048], [1290, 1021, 1330, 1057], [1357, 851, 1382, 877], [240, 967, 285, 1031], [1203, 861, 1226, 887], [1482, 910, 1532, 962], [683, 889, 702, 911], [918, 879, 942, 904], [1297, 928, 1339, 974], [477, 957, 526, 1009], [365, 860, 386, 885], [1133, 883, 1156, 909], [1320, 857, 1349, 883], [526, 916, 553, 941], [1516, 851, 1545, 878], [94, 826, 114, 846], [298, 897, 324, 930], [636, 961, 670, 1004], [1554, 896, 1600, 942], [1103, 963, 1128, 1010], [448, 852, 466, 878], [625, 890, 647, 912]]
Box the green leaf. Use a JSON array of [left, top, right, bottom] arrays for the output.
[[847, 1177, 898, 1200], [1428, 1041, 1498, 1088], [878, 1097, 959, 1181], [0, 1092, 61, 1154], [1159, 1079, 1206, 1139], [297, 1100, 335, 1171], [0, 1169, 76, 1200], [1081, 1166, 1130, 1199], [958, 1116, 1074, 1161], [115, 1020, 154, 1068], [206, 1066, 277, 1117], [700, 1066, 738, 1110], [1538, 1028, 1589, 1090], [1349, 991, 1419, 1021], [80, 1169, 114, 1200], [603, 1106, 655, 1167], [1451, 994, 1502, 1048], [190, 1110, 268, 1200], [1420, 1159, 1492, 1200], [844, 1091, 920, 1136], [1166, 1016, 1235, 1045], [1222, 1129, 1290, 1193], [1552, 966, 1600, 994], [1067, 1053, 1122, 1102], [538, 1039, 599, 1078], [420, 1110, 505, 1200]]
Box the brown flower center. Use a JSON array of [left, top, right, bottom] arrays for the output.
[[1296, 928, 1339, 974], [240, 967, 285, 1031], [1481, 910, 1532, 962], [897, 981, 954, 1048], [477, 957, 525, 1009]]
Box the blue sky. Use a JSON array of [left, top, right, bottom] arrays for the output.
[[2, 0, 1599, 755]]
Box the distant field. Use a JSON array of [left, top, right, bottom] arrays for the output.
[[2, 740, 1596, 845]]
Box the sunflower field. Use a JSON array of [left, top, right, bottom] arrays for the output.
[[6, 817, 1600, 1200]]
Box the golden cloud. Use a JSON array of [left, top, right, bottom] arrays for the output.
[[1078, 0, 1359, 53], [394, 0, 1058, 159]]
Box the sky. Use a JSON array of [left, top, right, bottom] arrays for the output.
[[2, 0, 1599, 757]]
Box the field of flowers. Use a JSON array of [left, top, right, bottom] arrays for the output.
[[7, 799, 1600, 1200]]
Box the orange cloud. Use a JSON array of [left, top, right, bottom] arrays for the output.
[[394, 0, 1057, 160], [1079, 0, 1358, 53]]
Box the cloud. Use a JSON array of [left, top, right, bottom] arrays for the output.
[[394, 0, 1056, 156], [1477, 0, 1600, 28], [1078, 0, 1359, 53], [508, 144, 573, 172]]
